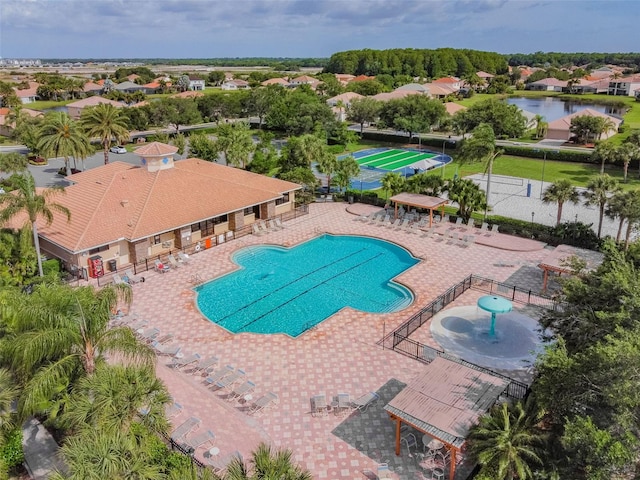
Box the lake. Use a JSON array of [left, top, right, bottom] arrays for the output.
[[507, 97, 624, 122]]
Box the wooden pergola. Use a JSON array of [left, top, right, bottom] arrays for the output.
[[389, 192, 448, 227], [384, 357, 509, 480], [538, 244, 604, 292]]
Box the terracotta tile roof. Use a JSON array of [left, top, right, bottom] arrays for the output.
[[423, 83, 457, 96], [14, 82, 39, 98], [547, 108, 622, 130], [66, 96, 124, 108], [326, 92, 363, 104], [83, 81, 103, 92], [291, 75, 317, 83], [143, 81, 161, 88], [261, 78, 289, 86], [433, 77, 459, 84], [34, 160, 301, 253], [0, 108, 10, 116], [529, 78, 567, 87], [476, 71, 494, 79], [395, 83, 429, 93], [372, 90, 421, 102], [445, 102, 466, 115], [127, 74, 140, 81], [96, 79, 106, 86], [135, 142, 178, 156], [351, 75, 374, 82]]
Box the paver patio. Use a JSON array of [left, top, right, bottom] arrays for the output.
[[124, 202, 552, 479]]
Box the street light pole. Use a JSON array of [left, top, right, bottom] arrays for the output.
[[540, 151, 547, 200], [441, 140, 446, 179], [531, 211, 535, 228]]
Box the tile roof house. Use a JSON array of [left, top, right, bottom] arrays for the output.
[[335, 73, 355, 85], [326, 92, 364, 121], [66, 96, 124, 119], [188, 76, 205, 91], [395, 83, 430, 94], [608, 75, 640, 97], [221, 79, 250, 91], [476, 71, 494, 80], [115, 81, 146, 93], [13, 82, 40, 104], [14, 142, 301, 276], [351, 75, 374, 82], [83, 81, 104, 95], [289, 75, 319, 86], [260, 78, 289, 87], [421, 83, 457, 98], [0, 107, 42, 135], [525, 78, 568, 92], [433, 77, 461, 90], [546, 108, 622, 141], [371, 90, 422, 102], [444, 102, 466, 116]]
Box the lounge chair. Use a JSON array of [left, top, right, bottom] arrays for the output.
[[167, 254, 181, 269], [462, 235, 476, 248], [395, 219, 410, 230], [192, 356, 219, 375], [170, 417, 201, 442], [154, 260, 170, 273], [177, 251, 191, 263], [151, 341, 181, 357], [171, 353, 201, 370], [335, 393, 353, 416], [248, 392, 278, 415], [387, 218, 401, 229], [454, 217, 463, 228], [310, 394, 328, 417], [447, 231, 459, 245], [227, 380, 256, 402], [480, 222, 489, 234], [204, 365, 235, 387], [214, 369, 246, 390], [368, 213, 382, 224], [154, 333, 174, 345], [268, 219, 282, 231], [182, 429, 216, 451], [252, 223, 263, 236], [207, 451, 243, 474], [166, 402, 183, 418], [258, 220, 270, 234], [127, 319, 148, 331], [377, 214, 390, 226], [421, 227, 434, 238], [377, 463, 392, 479], [433, 214, 441, 224], [113, 273, 126, 285], [274, 218, 285, 229], [465, 218, 475, 230], [353, 391, 379, 412], [490, 224, 500, 235], [138, 327, 160, 342], [124, 268, 144, 284]]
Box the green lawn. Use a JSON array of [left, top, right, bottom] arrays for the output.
[[437, 155, 640, 190]]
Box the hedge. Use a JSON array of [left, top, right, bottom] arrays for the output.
[[500, 145, 594, 164], [0, 428, 24, 472], [361, 131, 458, 150]]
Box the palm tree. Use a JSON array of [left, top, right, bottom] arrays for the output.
[[37, 112, 92, 176], [380, 172, 406, 199], [467, 401, 543, 480], [445, 178, 487, 222], [542, 180, 579, 226], [0, 369, 19, 442], [457, 123, 502, 216], [333, 155, 361, 193], [533, 114, 545, 139], [592, 142, 617, 174], [605, 189, 640, 249], [4, 281, 154, 417], [583, 174, 620, 238], [619, 142, 640, 183], [316, 150, 339, 195], [225, 442, 312, 480], [80, 103, 130, 166], [214, 122, 255, 169], [61, 364, 171, 435], [0, 152, 28, 176], [0, 172, 70, 277]]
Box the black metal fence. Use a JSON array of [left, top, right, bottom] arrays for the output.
[[97, 205, 308, 287], [393, 333, 529, 399]]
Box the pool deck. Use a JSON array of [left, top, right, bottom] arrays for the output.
[[125, 202, 552, 479]]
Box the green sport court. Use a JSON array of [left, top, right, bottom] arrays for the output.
[[355, 148, 439, 172]]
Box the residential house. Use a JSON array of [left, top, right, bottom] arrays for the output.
[[326, 92, 363, 121], [221, 79, 250, 91], [115, 81, 146, 93], [526, 78, 568, 92], [0, 107, 42, 136], [395, 83, 430, 95], [608, 75, 640, 96], [476, 71, 494, 82], [13, 142, 300, 276], [421, 83, 457, 99], [335, 74, 355, 85], [188, 75, 205, 91], [260, 78, 289, 87], [142, 81, 162, 94], [371, 90, 422, 102], [83, 81, 104, 95], [66, 96, 123, 119], [444, 103, 466, 116], [546, 108, 622, 141], [126, 73, 141, 82], [13, 82, 40, 104], [433, 77, 461, 91], [289, 75, 319, 88], [351, 75, 374, 83]]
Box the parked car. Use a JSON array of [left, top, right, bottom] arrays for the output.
[[110, 145, 127, 154]]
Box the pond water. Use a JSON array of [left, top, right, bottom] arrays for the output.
[[507, 97, 624, 122], [41, 106, 68, 114]]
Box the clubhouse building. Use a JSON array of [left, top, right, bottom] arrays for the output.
[[30, 142, 301, 277]]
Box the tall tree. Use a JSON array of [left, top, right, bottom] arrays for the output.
[[468, 401, 543, 480], [0, 152, 28, 176], [0, 172, 70, 277], [378, 95, 446, 139], [457, 123, 502, 214], [316, 150, 339, 195], [37, 112, 92, 176], [347, 97, 381, 134], [583, 174, 620, 238], [619, 142, 640, 183], [592, 142, 618, 174], [4, 281, 153, 417], [279, 134, 327, 173], [334, 155, 361, 193], [380, 172, 406, 199], [225, 442, 312, 480], [542, 179, 580, 226], [80, 103, 130, 166], [445, 177, 487, 221], [214, 122, 254, 168]]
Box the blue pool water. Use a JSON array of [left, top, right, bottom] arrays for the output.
[[195, 234, 418, 337]]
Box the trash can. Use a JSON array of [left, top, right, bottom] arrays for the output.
[[107, 259, 117, 272]]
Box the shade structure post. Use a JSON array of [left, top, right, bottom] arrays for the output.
[[395, 418, 402, 455], [449, 448, 457, 480]]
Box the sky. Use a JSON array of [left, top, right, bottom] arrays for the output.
[[0, 0, 637, 59]]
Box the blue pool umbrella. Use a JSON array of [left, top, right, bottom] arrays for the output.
[[477, 295, 513, 336]]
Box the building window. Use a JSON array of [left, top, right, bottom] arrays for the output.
[[88, 245, 109, 255], [243, 207, 254, 215], [152, 235, 161, 245], [275, 193, 290, 206], [212, 214, 228, 225]]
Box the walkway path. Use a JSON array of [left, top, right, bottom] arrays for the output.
[[22, 418, 65, 480]]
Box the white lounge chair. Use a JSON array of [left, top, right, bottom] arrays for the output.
[[167, 254, 181, 269], [311, 394, 328, 417], [454, 217, 463, 228], [480, 222, 489, 234], [171, 353, 201, 370], [274, 218, 285, 229], [447, 231, 459, 245], [192, 356, 219, 375], [490, 224, 500, 235], [227, 380, 256, 402], [166, 402, 183, 418], [123, 268, 144, 284], [248, 392, 278, 415], [335, 393, 353, 416], [395, 219, 410, 230], [207, 451, 243, 474], [465, 218, 475, 230], [177, 251, 191, 263], [151, 341, 181, 357], [205, 365, 235, 387], [251, 223, 263, 236], [377, 214, 390, 226], [268, 219, 283, 231], [138, 327, 160, 342], [182, 429, 215, 451], [387, 218, 401, 229], [154, 260, 170, 273], [353, 391, 379, 412], [171, 417, 201, 442], [113, 274, 126, 285], [258, 221, 270, 234], [214, 369, 246, 390]]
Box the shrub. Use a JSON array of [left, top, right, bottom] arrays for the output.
[[0, 428, 24, 471], [42, 259, 60, 276]]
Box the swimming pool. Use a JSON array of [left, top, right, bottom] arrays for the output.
[[195, 234, 418, 337]]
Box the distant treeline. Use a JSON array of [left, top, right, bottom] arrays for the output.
[[43, 58, 327, 69], [323, 48, 509, 78], [506, 52, 640, 69]]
